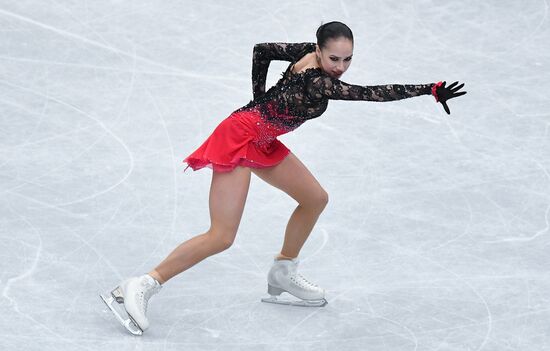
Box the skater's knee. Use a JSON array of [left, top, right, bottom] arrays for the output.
[[218, 236, 235, 251], [302, 189, 329, 211], [318, 190, 329, 208], [207, 228, 237, 252]]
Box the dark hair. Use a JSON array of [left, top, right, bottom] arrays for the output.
[[316, 21, 354, 49]]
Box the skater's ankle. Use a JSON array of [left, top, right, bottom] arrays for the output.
[[275, 253, 296, 261], [148, 270, 165, 285]]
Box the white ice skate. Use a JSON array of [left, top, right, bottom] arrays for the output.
[[261, 258, 327, 307], [100, 274, 162, 335]]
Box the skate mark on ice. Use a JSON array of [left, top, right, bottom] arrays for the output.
[[0, 8, 246, 84], [0, 80, 135, 207], [482, 203, 550, 243], [424, 170, 474, 252], [129, 87, 179, 275], [371, 236, 493, 351], [2, 209, 42, 310], [300, 227, 329, 264], [0, 210, 89, 348], [56, 208, 124, 280], [163, 301, 257, 346]]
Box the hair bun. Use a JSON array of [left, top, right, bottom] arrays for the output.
[[315, 21, 353, 48]]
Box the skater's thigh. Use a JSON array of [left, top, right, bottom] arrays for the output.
[[209, 166, 251, 236], [251, 152, 328, 207]]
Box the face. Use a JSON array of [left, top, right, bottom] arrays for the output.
[[316, 37, 353, 79]]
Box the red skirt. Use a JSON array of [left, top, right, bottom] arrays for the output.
[[183, 108, 292, 173]]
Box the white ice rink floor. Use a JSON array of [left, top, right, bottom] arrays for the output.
[[1, 1, 549, 350]]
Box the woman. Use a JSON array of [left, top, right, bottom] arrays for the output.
[[100, 21, 466, 335]]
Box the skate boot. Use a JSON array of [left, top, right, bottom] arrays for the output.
[[261, 258, 327, 307], [100, 274, 162, 335]]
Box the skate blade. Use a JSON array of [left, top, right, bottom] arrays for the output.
[[100, 291, 143, 336], [261, 295, 328, 307]]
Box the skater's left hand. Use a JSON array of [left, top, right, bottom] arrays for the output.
[[432, 81, 467, 115]]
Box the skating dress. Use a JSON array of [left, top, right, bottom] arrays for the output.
[[183, 42, 435, 172]]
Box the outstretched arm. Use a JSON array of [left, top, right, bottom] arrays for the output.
[[306, 74, 467, 114], [306, 73, 434, 101], [252, 42, 316, 99]]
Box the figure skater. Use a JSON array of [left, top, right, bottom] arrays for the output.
[[100, 21, 467, 335]]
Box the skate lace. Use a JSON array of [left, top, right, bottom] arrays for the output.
[[139, 282, 160, 315], [290, 272, 319, 290]]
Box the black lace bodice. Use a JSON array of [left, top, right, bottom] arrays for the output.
[[234, 42, 435, 131]]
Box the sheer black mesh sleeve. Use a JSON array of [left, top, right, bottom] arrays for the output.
[[252, 42, 316, 99], [306, 73, 435, 101]]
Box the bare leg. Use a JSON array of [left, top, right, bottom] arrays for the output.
[[149, 166, 251, 284], [251, 152, 328, 259]]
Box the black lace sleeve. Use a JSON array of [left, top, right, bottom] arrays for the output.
[[306, 73, 435, 101], [252, 42, 316, 99]]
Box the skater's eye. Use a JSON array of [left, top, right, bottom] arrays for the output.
[[330, 56, 353, 62]]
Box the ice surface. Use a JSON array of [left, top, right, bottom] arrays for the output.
[[1, 1, 549, 350]]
